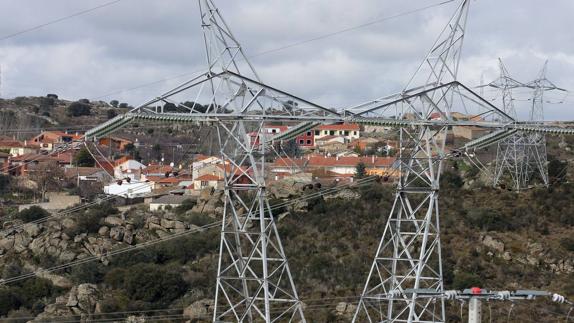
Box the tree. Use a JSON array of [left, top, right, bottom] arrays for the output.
[[123, 143, 135, 154], [74, 147, 96, 167], [281, 140, 301, 158], [110, 100, 119, 108], [106, 109, 118, 120], [152, 144, 162, 160], [15, 206, 49, 222], [118, 102, 129, 109], [355, 162, 367, 178], [31, 161, 64, 202], [67, 102, 91, 117]]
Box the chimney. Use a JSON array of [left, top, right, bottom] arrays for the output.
[[372, 155, 375, 164]]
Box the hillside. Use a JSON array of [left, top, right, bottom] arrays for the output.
[[0, 161, 572, 322]]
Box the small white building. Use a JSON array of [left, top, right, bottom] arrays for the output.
[[104, 180, 152, 198], [114, 159, 146, 180], [149, 195, 191, 211], [193, 174, 223, 191], [192, 155, 222, 179]]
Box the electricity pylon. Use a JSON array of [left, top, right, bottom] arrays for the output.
[[354, 1, 478, 322], [197, 1, 306, 321], [521, 61, 565, 187], [487, 59, 531, 190]]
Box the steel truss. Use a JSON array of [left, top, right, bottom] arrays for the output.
[[487, 60, 565, 190], [521, 62, 565, 187], [350, 1, 505, 322], [486, 59, 532, 190]]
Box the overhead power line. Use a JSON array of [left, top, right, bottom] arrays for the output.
[[90, 0, 456, 100], [0, 0, 124, 42]]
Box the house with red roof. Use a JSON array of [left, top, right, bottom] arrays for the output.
[[314, 123, 360, 143], [0, 138, 40, 156], [31, 131, 83, 152]]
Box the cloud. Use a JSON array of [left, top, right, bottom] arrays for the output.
[[0, 0, 572, 119]]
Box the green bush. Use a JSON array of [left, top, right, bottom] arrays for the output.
[[464, 208, 513, 231], [104, 264, 188, 307], [560, 237, 574, 252], [15, 206, 49, 222], [67, 102, 91, 117], [175, 199, 195, 215]]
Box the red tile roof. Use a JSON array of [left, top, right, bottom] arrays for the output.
[[195, 174, 223, 181], [317, 123, 360, 131], [144, 164, 174, 174], [0, 140, 39, 148]]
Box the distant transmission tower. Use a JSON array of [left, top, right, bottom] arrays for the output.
[[487, 59, 529, 190], [521, 61, 566, 186]]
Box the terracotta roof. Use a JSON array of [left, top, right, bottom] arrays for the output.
[[144, 164, 174, 174], [265, 125, 289, 132], [317, 123, 360, 131], [195, 174, 223, 181], [0, 140, 39, 148], [194, 154, 218, 162], [64, 167, 106, 178], [114, 156, 132, 166]]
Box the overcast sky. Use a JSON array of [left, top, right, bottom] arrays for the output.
[[0, 0, 573, 120]]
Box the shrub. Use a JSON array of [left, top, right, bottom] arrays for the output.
[[67, 102, 91, 117], [15, 206, 49, 222], [175, 199, 195, 215], [560, 237, 574, 252], [464, 208, 513, 231], [104, 264, 188, 307], [110, 100, 119, 108], [107, 109, 118, 120], [46, 94, 58, 99]]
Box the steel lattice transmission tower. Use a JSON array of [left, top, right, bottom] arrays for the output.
[[197, 1, 306, 321], [488, 59, 531, 190], [521, 61, 565, 187], [354, 1, 475, 322]]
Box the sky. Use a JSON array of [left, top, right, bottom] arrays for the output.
[[0, 0, 573, 120]]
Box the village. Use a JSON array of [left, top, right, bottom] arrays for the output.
[[0, 113, 489, 213]]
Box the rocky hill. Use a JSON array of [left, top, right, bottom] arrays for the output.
[[0, 164, 573, 322]]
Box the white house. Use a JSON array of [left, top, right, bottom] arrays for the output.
[[114, 159, 146, 180], [314, 124, 360, 142], [104, 180, 152, 198], [192, 174, 223, 190], [192, 155, 222, 180]]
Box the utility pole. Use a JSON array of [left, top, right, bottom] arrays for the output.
[[468, 297, 481, 323]]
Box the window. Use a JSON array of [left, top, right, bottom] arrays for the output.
[[299, 139, 304, 144], [329, 131, 335, 136], [344, 131, 349, 136], [315, 130, 320, 136], [353, 131, 357, 135], [307, 131, 312, 136], [201, 181, 208, 187], [306, 139, 311, 145]]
